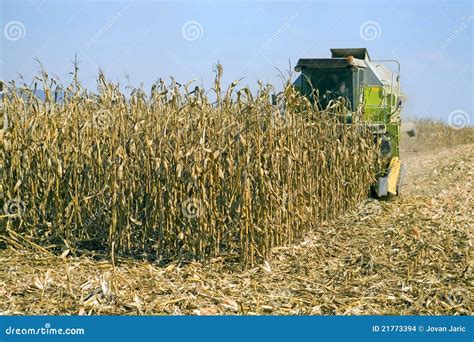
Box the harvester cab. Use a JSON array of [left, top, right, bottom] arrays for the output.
[[293, 48, 406, 197]]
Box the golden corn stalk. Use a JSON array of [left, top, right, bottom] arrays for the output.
[[1, 67, 379, 265]]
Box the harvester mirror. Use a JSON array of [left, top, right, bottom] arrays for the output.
[[396, 98, 404, 110], [407, 127, 418, 137]]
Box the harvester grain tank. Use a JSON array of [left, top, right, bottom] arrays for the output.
[[293, 48, 406, 197]]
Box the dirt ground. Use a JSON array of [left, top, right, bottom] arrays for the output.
[[1, 143, 472, 315]]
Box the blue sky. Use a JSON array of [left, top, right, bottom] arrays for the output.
[[0, 0, 472, 122]]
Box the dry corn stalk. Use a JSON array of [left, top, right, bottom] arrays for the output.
[[1, 65, 380, 265]]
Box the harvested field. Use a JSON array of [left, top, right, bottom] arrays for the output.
[[1, 139, 472, 315]]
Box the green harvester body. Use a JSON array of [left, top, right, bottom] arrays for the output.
[[293, 48, 405, 196]]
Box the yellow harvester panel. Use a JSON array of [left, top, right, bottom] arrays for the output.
[[387, 157, 401, 195]]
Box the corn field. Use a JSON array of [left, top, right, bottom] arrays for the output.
[[0, 66, 378, 265], [401, 119, 474, 152]]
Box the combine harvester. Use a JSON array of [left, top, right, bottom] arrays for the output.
[[293, 48, 406, 197]]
